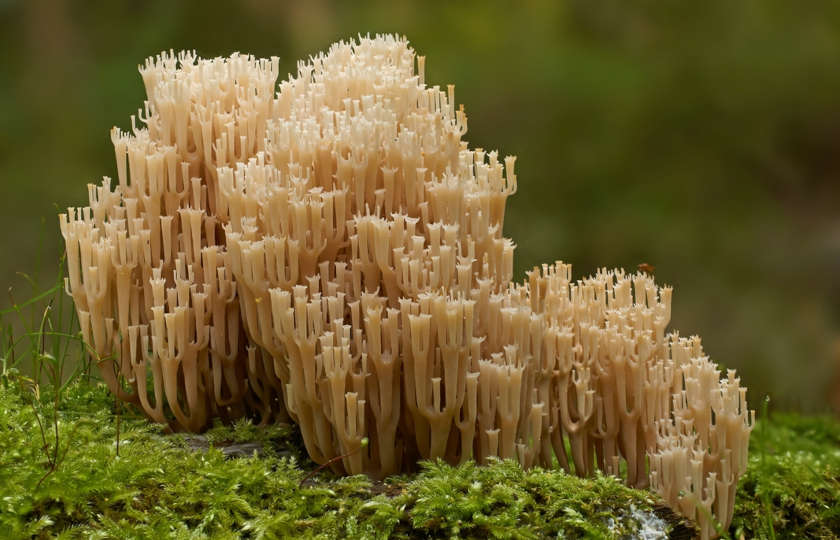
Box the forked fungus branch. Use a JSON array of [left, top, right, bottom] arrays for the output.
[[60, 35, 753, 539]]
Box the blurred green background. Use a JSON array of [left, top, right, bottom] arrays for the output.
[[1, 0, 839, 411]]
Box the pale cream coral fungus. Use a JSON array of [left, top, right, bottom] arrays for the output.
[[60, 35, 752, 539]]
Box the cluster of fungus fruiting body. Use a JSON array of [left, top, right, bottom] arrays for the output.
[[60, 35, 753, 539]]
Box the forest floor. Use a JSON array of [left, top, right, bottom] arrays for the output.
[[1, 374, 839, 540]]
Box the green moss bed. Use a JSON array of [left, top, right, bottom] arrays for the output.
[[1, 375, 838, 540]]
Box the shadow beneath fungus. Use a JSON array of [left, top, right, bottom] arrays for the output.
[[180, 434, 271, 459], [298, 478, 408, 498], [652, 502, 699, 540], [366, 480, 409, 498]]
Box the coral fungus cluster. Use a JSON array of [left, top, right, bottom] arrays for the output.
[[60, 35, 752, 538]]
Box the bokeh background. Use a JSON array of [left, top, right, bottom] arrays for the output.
[[1, 0, 839, 411]]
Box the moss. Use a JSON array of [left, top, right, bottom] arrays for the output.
[[4, 375, 840, 539], [0, 376, 683, 539], [731, 413, 840, 540]]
